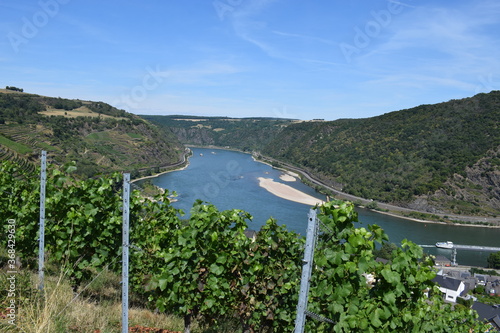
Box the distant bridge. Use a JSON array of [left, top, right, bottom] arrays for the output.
[[420, 244, 500, 252]]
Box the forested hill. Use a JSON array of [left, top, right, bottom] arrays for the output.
[[145, 91, 500, 217], [263, 91, 500, 217], [0, 89, 184, 177], [141, 115, 298, 151]]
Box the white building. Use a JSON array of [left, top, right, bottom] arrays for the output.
[[433, 275, 466, 303]]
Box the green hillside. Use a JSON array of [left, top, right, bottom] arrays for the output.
[[141, 115, 297, 152], [0, 89, 185, 177], [263, 91, 500, 216], [147, 92, 500, 217]]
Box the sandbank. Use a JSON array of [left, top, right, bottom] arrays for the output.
[[279, 173, 296, 182], [257, 177, 325, 206]]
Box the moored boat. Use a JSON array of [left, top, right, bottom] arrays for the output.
[[435, 241, 454, 249]]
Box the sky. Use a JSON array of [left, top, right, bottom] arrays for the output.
[[1, 0, 499, 120]]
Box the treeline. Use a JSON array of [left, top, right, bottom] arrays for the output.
[[0, 93, 45, 124], [0, 160, 488, 332], [5, 86, 23, 92]]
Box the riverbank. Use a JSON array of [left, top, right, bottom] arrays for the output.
[[373, 209, 500, 229], [132, 162, 190, 183], [131, 149, 191, 183]]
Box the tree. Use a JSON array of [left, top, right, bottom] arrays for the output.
[[5, 86, 23, 92], [487, 251, 500, 269]]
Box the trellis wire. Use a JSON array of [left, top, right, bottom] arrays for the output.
[[56, 254, 121, 318]]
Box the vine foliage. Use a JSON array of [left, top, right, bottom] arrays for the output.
[[0, 160, 488, 333]]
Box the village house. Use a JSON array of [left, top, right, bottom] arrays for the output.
[[432, 275, 466, 303]]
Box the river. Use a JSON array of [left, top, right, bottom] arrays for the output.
[[143, 147, 500, 267]]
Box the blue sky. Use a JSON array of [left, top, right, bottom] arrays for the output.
[[1, 0, 499, 120]]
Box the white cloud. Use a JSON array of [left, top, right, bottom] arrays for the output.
[[351, 0, 500, 98], [375, 2, 500, 56]]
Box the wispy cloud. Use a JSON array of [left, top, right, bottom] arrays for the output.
[[271, 30, 335, 45], [354, 1, 500, 94], [229, 1, 314, 64], [371, 2, 500, 55], [57, 15, 120, 46]]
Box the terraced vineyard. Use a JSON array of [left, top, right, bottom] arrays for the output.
[[0, 90, 184, 176], [0, 145, 36, 173], [0, 124, 45, 173]]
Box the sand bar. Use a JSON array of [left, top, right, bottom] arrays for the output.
[[279, 173, 296, 182], [257, 177, 325, 206]]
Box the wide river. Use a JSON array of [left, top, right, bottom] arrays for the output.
[[143, 148, 500, 267]]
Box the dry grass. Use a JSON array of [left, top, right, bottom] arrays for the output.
[[0, 269, 188, 333], [39, 106, 123, 120], [3, 272, 73, 333]]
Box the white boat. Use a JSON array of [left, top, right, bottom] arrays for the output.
[[435, 241, 454, 249]]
